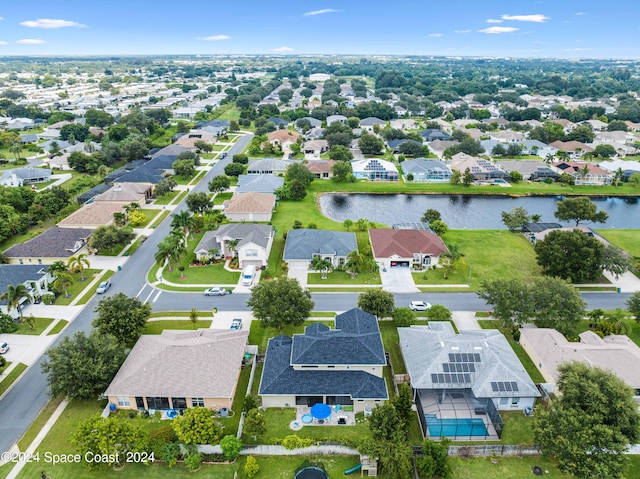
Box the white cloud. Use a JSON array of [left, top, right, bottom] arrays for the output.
[[199, 35, 231, 41], [272, 46, 294, 52], [575, 12, 587, 16], [16, 38, 46, 44], [501, 14, 549, 23], [0, 17, 4, 21], [478, 26, 519, 34], [454, 29, 472, 33], [429, 33, 443, 37], [486, 19, 503, 24], [564, 47, 592, 52], [0, 41, 8, 45], [303, 9, 340, 17], [21, 18, 86, 29]]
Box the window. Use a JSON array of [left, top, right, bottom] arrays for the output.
[[117, 397, 131, 407], [37, 259, 42, 265], [172, 397, 187, 409], [500, 398, 508, 405], [246, 249, 258, 257], [191, 398, 205, 407], [19, 259, 23, 265], [511, 398, 520, 406]]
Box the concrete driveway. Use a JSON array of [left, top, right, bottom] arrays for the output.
[[287, 263, 308, 288], [380, 266, 420, 293]]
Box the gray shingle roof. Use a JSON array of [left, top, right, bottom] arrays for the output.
[[284, 229, 357, 261], [0, 265, 47, 306], [5, 228, 92, 258], [195, 224, 273, 253], [401, 158, 451, 175], [236, 174, 284, 194], [398, 323, 539, 399]]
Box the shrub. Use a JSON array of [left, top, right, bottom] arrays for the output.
[[184, 452, 202, 471], [392, 307, 415, 327], [244, 456, 260, 478], [281, 435, 314, 450], [41, 294, 56, 305]]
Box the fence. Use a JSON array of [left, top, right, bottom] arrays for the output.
[[446, 444, 541, 457], [235, 349, 259, 439]]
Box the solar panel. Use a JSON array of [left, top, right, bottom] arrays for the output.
[[505, 382, 512, 392], [443, 364, 450, 372], [498, 382, 505, 392], [432, 374, 438, 383], [455, 353, 462, 362], [469, 364, 476, 372], [474, 353, 481, 362], [511, 382, 519, 391], [438, 374, 445, 383], [491, 382, 498, 392], [458, 374, 465, 383], [448, 353, 454, 362], [444, 374, 451, 383], [464, 374, 471, 382], [461, 353, 468, 362]]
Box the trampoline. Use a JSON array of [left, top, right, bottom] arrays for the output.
[[294, 466, 329, 479]]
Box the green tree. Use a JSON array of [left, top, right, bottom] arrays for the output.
[[356, 218, 370, 231], [554, 196, 608, 226], [345, 250, 364, 279], [629, 172, 640, 188], [429, 219, 448, 236], [357, 290, 395, 319], [462, 167, 474, 186], [224, 162, 245, 176], [332, 160, 353, 183], [501, 207, 530, 232], [329, 145, 354, 162], [535, 229, 605, 283], [450, 169, 462, 185], [343, 219, 353, 231], [247, 277, 314, 329], [84, 108, 114, 128], [478, 278, 534, 327], [243, 408, 267, 439], [172, 158, 195, 178], [0, 312, 18, 333], [627, 292, 640, 322], [358, 133, 385, 155], [53, 271, 74, 298], [220, 435, 242, 460], [421, 208, 441, 224], [394, 383, 414, 427], [93, 293, 152, 347], [369, 403, 402, 441], [89, 225, 136, 254], [532, 276, 585, 336], [244, 455, 260, 478], [310, 256, 333, 279], [41, 331, 126, 399], [288, 179, 307, 200], [189, 307, 199, 327], [534, 362, 640, 479], [185, 192, 212, 216], [601, 244, 634, 279], [0, 283, 30, 318], [171, 407, 222, 445], [67, 253, 90, 281], [286, 162, 314, 187], [594, 144, 617, 158], [425, 304, 452, 321], [392, 307, 415, 327], [208, 175, 230, 193], [417, 438, 452, 479], [72, 414, 147, 470]]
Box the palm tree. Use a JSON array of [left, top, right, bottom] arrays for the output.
[[311, 256, 333, 279], [83, 139, 95, 153], [171, 210, 193, 238], [226, 239, 239, 258], [24, 314, 36, 331], [579, 163, 590, 183], [9, 143, 23, 161], [613, 168, 624, 187], [53, 272, 74, 298], [345, 250, 364, 279], [113, 212, 127, 227], [155, 239, 175, 271], [67, 253, 90, 281], [47, 260, 67, 274], [544, 154, 555, 166], [0, 283, 30, 318]]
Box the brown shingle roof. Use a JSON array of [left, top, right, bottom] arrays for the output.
[[549, 140, 593, 152], [305, 160, 335, 174], [57, 202, 128, 228], [105, 329, 249, 398], [369, 229, 448, 258], [267, 129, 302, 143], [224, 192, 276, 214], [94, 183, 153, 203]]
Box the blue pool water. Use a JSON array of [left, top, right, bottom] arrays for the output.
[[426, 417, 488, 437]]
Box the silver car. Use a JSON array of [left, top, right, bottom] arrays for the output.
[[410, 301, 432, 311], [204, 287, 227, 296], [96, 280, 111, 294]]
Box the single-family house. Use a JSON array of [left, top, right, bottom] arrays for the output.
[[387, 138, 422, 153], [246, 158, 298, 175], [399, 322, 540, 439], [369, 228, 448, 270], [352, 158, 398, 181], [194, 223, 274, 268], [519, 328, 640, 396], [497, 160, 558, 182], [174, 130, 217, 149], [105, 329, 250, 411], [390, 119, 419, 131], [267, 118, 289, 128], [359, 117, 386, 132], [427, 140, 458, 158], [223, 192, 276, 222], [305, 160, 335, 179], [581, 119, 608, 132], [259, 308, 389, 412], [549, 140, 593, 159], [599, 159, 640, 181], [4, 227, 92, 265], [489, 131, 526, 143], [326, 115, 347, 126], [267, 130, 302, 148], [0, 265, 55, 319], [236, 174, 284, 194], [93, 183, 153, 205], [0, 168, 52, 187], [401, 158, 452, 182], [57, 202, 128, 229], [551, 161, 612, 185], [449, 153, 509, 182], [419, 129, 452, 143], [302, 139, 329, 158], [284, 229, 357, 269], [296, 117, 322, 131]]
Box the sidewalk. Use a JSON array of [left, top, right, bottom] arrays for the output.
[[451, 311, 484, 331]]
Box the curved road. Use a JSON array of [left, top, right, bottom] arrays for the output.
[[0, 131, 633, 453]]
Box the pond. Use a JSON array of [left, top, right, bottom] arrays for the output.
[[318, 194, 640, 230]]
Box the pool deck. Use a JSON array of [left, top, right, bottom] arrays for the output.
[[294, 406, 357, 427]]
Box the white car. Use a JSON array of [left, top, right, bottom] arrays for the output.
[[230, 318, 242, 330], [204, 287, 227, 296], [410, 301, 432, 311], [0, 342, 9, 354], [96, 280, 111, 294]]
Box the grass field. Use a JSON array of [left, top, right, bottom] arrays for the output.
[[131, 208, 162, 228], [142, 319, 212, 334], [0, 363, 28, 396], [153, 191, 178, 205], [307, 270, 381, 284], [47, 319, 68, 335], [16, 397, 65, 451], [149, 209, 171, 228], [13, 317, 54, 335], [54, 269, 101, 305], [596, 229, 640, 258], [76, 270, 115, 305], [213, 191, 233, 205]]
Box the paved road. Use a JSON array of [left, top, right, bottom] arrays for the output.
[[0, 134, 253, 455], [0, 129, 634, 453]]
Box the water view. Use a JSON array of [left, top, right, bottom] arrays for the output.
[[318, 194, 640, 230]]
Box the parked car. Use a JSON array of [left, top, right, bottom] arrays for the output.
[[230, 318, 242, 330], [219, 152, 227, 159], [204, 287, 227, 296], [96, 280, 111, 294], [409, 300, 432, 311], [0, 342, 9, 354]]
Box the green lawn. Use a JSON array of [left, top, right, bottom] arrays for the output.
[[0, 363, 28, 396], [54, 269, 101, 305], [449, 456, 574, 479], [213, 191, 233, 205], [153, 191, 178, 205], [96, 242, 126, 256], [477, 320, 545, 383], [122, 236, 146, 256], [47, 319, 68, 335], [131, 209, 162, 228], [142, 319, 212, 334], [249, 319, 334, 354], [0, 218, 57, 252], [149, 210, 171, 228], [76, 270, 115, 305], [499, 411, 535, 445], [307, 270, 381, 284], [17, 396, 65, 451], [596, 229, 640, 257], [163, 261, 240, 284], [13, 317, 54, 335]]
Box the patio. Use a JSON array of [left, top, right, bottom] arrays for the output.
[[291, 405, 357, 428]]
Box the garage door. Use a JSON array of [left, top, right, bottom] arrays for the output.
[[390, 261, 410, 267]]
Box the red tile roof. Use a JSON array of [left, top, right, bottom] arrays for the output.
[[369, 229, 448, 258]]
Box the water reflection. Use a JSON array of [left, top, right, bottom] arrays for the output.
[[318, 193, 640, 229]]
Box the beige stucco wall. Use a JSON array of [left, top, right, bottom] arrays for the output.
[[107, 396, 233, 411], [226, 212, 273, 222]]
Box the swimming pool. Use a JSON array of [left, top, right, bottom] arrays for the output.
[[426, 417, 489, 437]]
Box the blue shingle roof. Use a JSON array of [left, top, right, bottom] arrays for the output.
[[283, 229, 357, 261], [0, 265, 47, 306]]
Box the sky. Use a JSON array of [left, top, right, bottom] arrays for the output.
[[0, 0, 638, 58]]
